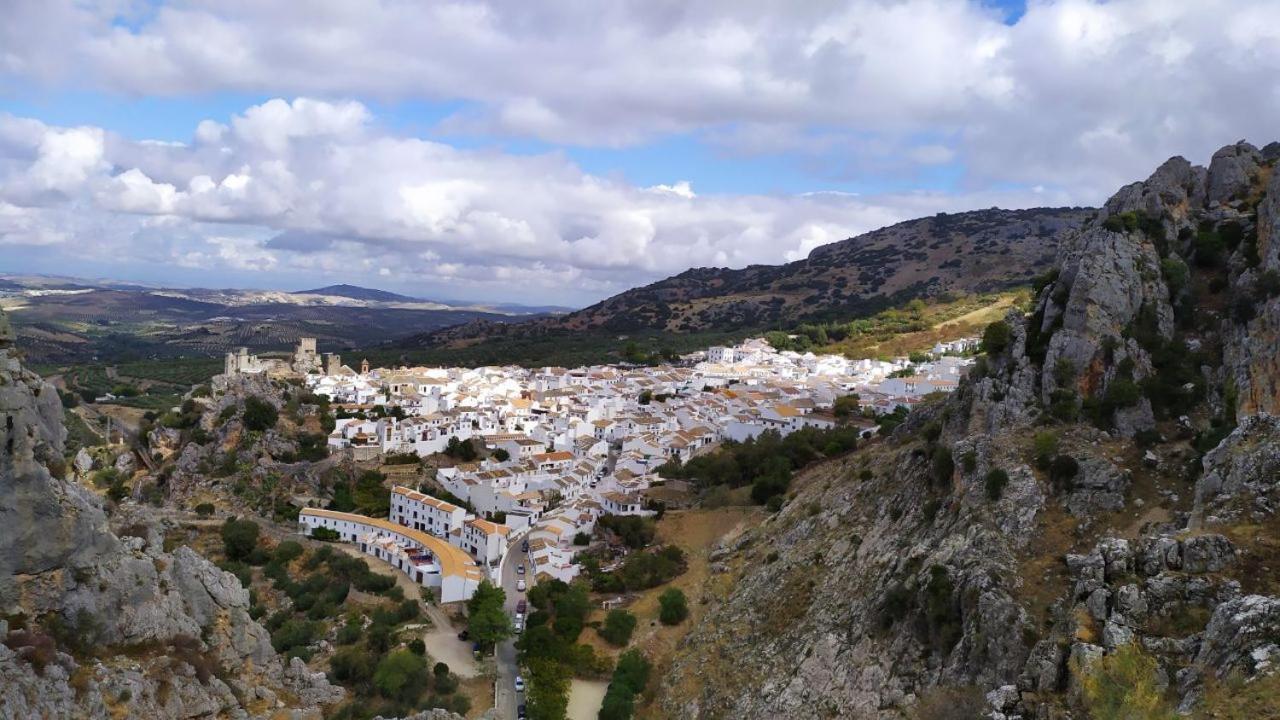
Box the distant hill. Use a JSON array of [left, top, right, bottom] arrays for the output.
[[406, 206, 1092, 351], [293, 284, 418, 303]]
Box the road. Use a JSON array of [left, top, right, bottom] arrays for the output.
[[494, 535, 531, 719]]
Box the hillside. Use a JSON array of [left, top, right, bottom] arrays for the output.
[[0, 279, 532, 364], [293, 283, 418, 303], [408, 207, 1090, 354], [653, 141, 1280, 718]]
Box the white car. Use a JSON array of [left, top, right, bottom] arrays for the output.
[[514, 617, 524, 633], [515, 675, 525, 692], [516, 579, 526, 592], [516, 563, 525, 576]]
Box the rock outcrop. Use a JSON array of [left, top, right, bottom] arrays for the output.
[[657, 142, 1280, 719], [0, 307, 343, 719]]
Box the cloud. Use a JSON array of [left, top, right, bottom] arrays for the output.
[[0, 99, 1068, 303], [4, 1, 1279, 198]]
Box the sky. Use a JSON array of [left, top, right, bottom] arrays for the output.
[[2, 1, 1280, 307]]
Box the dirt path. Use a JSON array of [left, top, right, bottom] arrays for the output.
[[566, 679, 608, 720]]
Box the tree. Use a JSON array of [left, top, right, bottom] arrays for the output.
[[373, 649, 428, 703], [221, 518, 260, 561], [833, 394, 861, 418], [242, 396, 278, 432], [658, 588, 688, 625], [981, 320, 1011, 356], [491, 447, 510, 462], [352, 470, 390, 517], [194, 502, 215, 517], [599, 609, 637, 647], [466, 581, 512, 650]]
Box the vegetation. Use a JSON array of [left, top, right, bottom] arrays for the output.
[[658, 588, 689, 625], [599, 609, 638, 647], [1078, 643, 1176, 720], [598, 649, 652, 720], [658, 425, 859, 506], [465, 581, 513, 652], [221, 518, 261, 562], [984, 469, 1009, 501], [518, 580, 608, 719], [242, 396, 279, 432], [585, 545, 687, 593], [981, 320, 1011, 355]]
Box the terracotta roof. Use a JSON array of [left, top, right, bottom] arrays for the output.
[[299, 508, 482, 580], [392, 485, 460, 513]]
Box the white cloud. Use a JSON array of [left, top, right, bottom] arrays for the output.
[[4, 0, 1278, 198], [0, 98, 1070, 303]]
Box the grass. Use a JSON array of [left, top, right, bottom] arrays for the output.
[[117, 358, 223, 388], [817, 291, 1026, 360]]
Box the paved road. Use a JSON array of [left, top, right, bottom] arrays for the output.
[[494, 536, 531, 719]]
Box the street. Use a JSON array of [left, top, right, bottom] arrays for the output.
[[494, 536, 530, 719]]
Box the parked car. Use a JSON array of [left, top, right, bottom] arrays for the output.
[[516, 579, 526, 592], [516, 599, 527, 613], [521, 540, 529, 552], [517, 704, 527, 719], [514, 675, 525, 692], [516, 563, 525, 576], [514, 617, 524, 633]]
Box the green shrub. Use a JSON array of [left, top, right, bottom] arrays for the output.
[[658, 588, 688, 626], [981, 321, 1011, 356], [599, 609, 637, 647], [1032, 431, 1059, 470], [984, 469, 1009, 501], [1049, 455, 1080, 492], [374, 649, 427, 701], [930, 447, 954, 487], [1078, 643, 1176, 720], [329, 645, 376, 683], [194, 502, 215, 517], [274, 540, 304, 564], [221, 518, 260, 561], [242, 396, 278, 432]]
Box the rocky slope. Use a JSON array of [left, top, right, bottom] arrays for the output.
[[409, 207, 1090, 347], [656, 142, 1280, 719], [0, 306, 344, 719]]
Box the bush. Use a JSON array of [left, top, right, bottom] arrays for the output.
[[658, 588, 688, 626], [329, 645, 376, 683], [1079, 643, 1176, 720], [194, 502, 215, 517], [1032, 431, 1059, 470], [407, 638, 426, 655], [274, 540, 304, 564], [374, 649, 428, 702], [311, 527, 340, 541], [981, 321, 1011, 355], [271, 619, 321, 654], [984, 469, 1009, 501], [1049, 454, 1080, 492], [221, 518, 261, 562], [930, 446, 954, 487], [242, 396, 279, 432], [599, 609, 637, 647]]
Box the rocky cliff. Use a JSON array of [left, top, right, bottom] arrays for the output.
[[0, 307, 343, 719], [656, 142, 1280, 719]]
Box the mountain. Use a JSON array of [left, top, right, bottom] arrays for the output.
[[409, 206, 1092, 351], [292, 283, 419, 303], [655, 142, 1280, 718], [0, 278, 535, 364]]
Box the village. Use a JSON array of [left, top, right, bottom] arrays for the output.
[[223, 335, 977, 604]]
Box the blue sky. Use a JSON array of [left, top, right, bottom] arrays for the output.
[[0, 0, 1275, 305]]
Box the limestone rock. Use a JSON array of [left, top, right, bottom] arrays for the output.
[[1205, 141, 1262, 207]]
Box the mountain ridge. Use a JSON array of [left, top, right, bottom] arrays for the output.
[[407, 206, 1093, 351]]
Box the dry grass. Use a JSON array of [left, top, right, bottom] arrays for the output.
[[581, 507, 760, 719]]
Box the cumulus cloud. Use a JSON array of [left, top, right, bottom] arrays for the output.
[[4, 0, 1280, 196], [0, 100, 1064, 303]]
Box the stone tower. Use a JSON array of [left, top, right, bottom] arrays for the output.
[[361, 358, 370, 375]]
